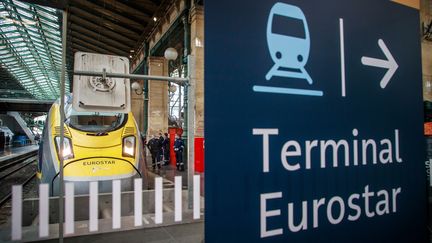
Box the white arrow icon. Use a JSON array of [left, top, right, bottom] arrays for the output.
[[361, 39, 398, 89]]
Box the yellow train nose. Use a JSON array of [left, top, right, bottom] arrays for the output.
[[63, 156, 139, 180]]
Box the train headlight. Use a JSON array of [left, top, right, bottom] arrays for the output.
[[55, 137, 74, 160], [122, 136, 135, 157]]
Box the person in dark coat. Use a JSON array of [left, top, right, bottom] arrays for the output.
[[157, 133, 164, 165], [147, 135, 161, 170], [174, 134, 185, 171], [140, 132, 147, 165], [162, 133, 170, 165]]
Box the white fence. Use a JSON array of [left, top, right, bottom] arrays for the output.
[[9, 175, 202, 241]]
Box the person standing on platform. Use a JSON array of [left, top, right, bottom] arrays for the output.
[[174, 134, 185, 171], [157, 132, 164, 166], [140, 132, 147, 167], [147, 135, 161, 170], [162, 133, 170, 165]]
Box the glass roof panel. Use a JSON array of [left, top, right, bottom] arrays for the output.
[[0, 0, 67, 100], [4, 31, 19, 37], [12, 0, 29, 9], [16, 8, 33, 19]]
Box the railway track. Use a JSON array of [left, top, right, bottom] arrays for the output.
[[0, 151, 38, 207], [0, 150, 37, 169]]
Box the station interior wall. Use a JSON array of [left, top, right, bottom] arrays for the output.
[[190, 6, 204, 138], [130, 0, 204, 140], [147, 57, 169, 137], [131, 80, 145, 133], [394, 0, 420, 8]]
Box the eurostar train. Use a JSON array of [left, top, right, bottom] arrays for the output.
[[38, 95, 146, 195]]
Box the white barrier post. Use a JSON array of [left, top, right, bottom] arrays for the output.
[[65, 183, 74, 234], [112, 180, 121, 229], [89, 182, 98, 232], [193, 175, 200, 219], [11, 185, 22, 241], [155, 177, 163, 224], [175, 176, 182, 222], [39, 184, 49, 238], [134, 178, 142, 226]]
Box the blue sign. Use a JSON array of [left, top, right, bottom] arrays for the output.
[[205, 0, 427, 242]]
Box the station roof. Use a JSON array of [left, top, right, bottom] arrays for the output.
[[0, 0, 171, 103], [0, 0, 66, 100], [0, 97, 53, 111], [67, 0, 165, 57]]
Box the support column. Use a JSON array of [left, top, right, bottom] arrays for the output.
[[190, 5, 204, 138], [147, 57, 169, 136], [190, 5, 205, 172], [422, 0, 432, 100], [131, 80, 145, 132]]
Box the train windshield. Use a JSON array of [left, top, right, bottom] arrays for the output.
[[272, 14, 306, 39], [66, 111, 127, 133]]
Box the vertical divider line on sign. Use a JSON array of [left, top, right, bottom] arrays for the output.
[[339, 18, 346, 98]]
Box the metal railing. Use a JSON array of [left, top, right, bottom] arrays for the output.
[[7, 175, 202, 241]]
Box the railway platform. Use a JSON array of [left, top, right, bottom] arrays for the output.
[[0, 145, 38, 164], [37, 221, 204, 243], [144, 156, 205, 195]]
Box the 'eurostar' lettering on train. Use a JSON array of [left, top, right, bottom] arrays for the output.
[[82, 160, 116, 166]]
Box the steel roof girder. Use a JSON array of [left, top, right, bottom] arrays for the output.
[[1, 1, 59, 25], [12, 3, 61, 96]]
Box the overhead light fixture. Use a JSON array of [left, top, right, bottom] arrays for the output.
[[129, 55, 132, 58], [130, 50, 135, 53], [164, 47, 178, 61], [131, 82, 143, 95], [153, 17, 157, 22]]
